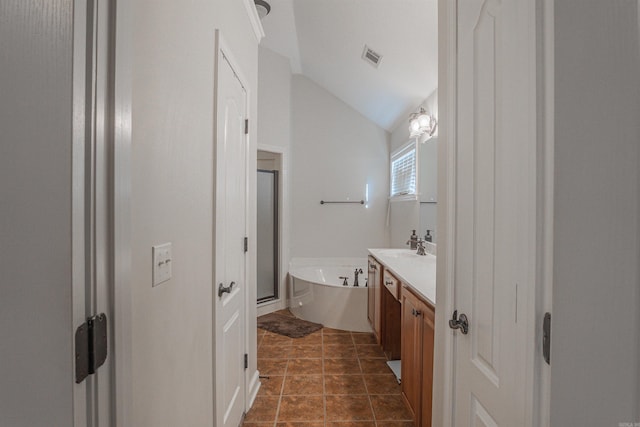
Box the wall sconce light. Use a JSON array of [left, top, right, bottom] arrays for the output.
[[409, 108, 437, 140], [254, 0, 271, 19]]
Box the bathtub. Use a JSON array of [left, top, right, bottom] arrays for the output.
[[288, 258, 372, 332]]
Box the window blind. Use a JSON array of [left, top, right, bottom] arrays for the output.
[[391, 146, 416, 197]]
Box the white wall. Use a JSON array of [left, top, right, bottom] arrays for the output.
[[551, 1, 640, 424], [258, 47, 292, 151], [0, 2, 74, 425], [131, 1, 259, 425], [419, 134, 438, 245], [290, 75, 390, 258], [257, 47, 292, 314], [389, 90, 438, 247]]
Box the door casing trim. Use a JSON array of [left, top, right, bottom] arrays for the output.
[[112, 0, 134, 425], [432, 1, 457, 426]]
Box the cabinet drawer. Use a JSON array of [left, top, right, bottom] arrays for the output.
[[383, 270, 400, 300]]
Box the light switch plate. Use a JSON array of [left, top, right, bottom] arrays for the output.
[[152, 243, 172, 287]]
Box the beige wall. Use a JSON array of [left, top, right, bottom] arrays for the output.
[[552, 1, 640, 424], [290, 75, 390, 258], [131, 1, 259, 425], [258, 47, 292, 151], [257, 47, 292, 312], [388, 90, 438, 248], [0, 2, 74, 425]]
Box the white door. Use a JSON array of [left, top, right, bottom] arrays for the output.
[[214, 35, 248, 427], [452, 0, 535, 425]]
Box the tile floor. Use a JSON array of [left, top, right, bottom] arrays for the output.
[[244, 312, 414, 426]]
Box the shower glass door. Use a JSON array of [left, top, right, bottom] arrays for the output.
[[257, 170, 279, 303]]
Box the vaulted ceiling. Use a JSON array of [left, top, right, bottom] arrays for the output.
[[260, 0, 438, 132]]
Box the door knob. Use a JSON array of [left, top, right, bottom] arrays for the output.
[[218, 281, 235, 297], [449, 310, 469, 334]]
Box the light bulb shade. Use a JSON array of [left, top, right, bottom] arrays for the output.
[[255, 0, 271, 19], [417, 114, 430, 128], [408, 107, 437, 139]]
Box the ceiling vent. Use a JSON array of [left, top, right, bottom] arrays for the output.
[[362, 45, 382, 68]]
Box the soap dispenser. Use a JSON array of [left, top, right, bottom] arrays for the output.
[[425, 230, 433, 243], [407, 230, 418, 250]]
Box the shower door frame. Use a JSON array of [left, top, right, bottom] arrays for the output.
[[257, 168, 280, 304], [256, 144, 289, 315]]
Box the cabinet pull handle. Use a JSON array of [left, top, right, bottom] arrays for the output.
[[385, 280, 393, 286]]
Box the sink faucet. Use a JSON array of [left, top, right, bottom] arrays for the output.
[[416, 239, 427, 256], [353, 268, 364, 287], [339, 276, 349, 286]]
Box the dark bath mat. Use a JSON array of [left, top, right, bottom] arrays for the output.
[[257, 312, 323, 338]]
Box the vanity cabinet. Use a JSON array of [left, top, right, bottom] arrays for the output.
[[367, 249, 436, 426], [367, 256, 382, 343], [401, 285, 435, 427]]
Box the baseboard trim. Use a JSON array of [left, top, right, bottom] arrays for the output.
[[247, 369, 261, 409]]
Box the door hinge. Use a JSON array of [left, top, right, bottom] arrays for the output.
[[244, 237, 248, 253], [244, 353, 248, 370], [543, 312, 551, 365], [244, 119, 249, 135], [75, 313, 108, 383]]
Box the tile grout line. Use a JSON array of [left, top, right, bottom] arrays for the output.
[[251, 325, 406, 426], [322, 328, 327, 427], [356, 331, 379, 427], [271, 336, 290, 427]]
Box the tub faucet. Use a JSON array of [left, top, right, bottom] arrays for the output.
[[354, 268, 364, 287], [339, 276, 349, 286]]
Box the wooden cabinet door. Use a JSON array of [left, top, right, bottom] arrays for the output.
[[367, 256, 375, 327], [421, 303, 435, 427], [401, 287, 422, 421], [373, 259, 382, 342], [382, 281, 402, 360], [367, 256, 382, 342]]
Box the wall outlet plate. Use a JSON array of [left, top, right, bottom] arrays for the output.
[[152, 243, 172, 287]]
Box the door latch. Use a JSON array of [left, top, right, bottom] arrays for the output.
[[449, 310, 469, 334]]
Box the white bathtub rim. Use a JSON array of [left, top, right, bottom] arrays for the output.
[[291, 276, 368, 289], [289, 258, 368, 288], [289, 257, 367, 268], [289, 267, 368, 289]]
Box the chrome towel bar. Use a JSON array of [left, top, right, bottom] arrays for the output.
[[320, 200, 365, 205]]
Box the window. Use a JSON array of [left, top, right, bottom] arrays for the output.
[[390, 141, 417, 199]]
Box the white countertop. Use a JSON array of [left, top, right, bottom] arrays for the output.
[[368, 248, 436, 307]]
